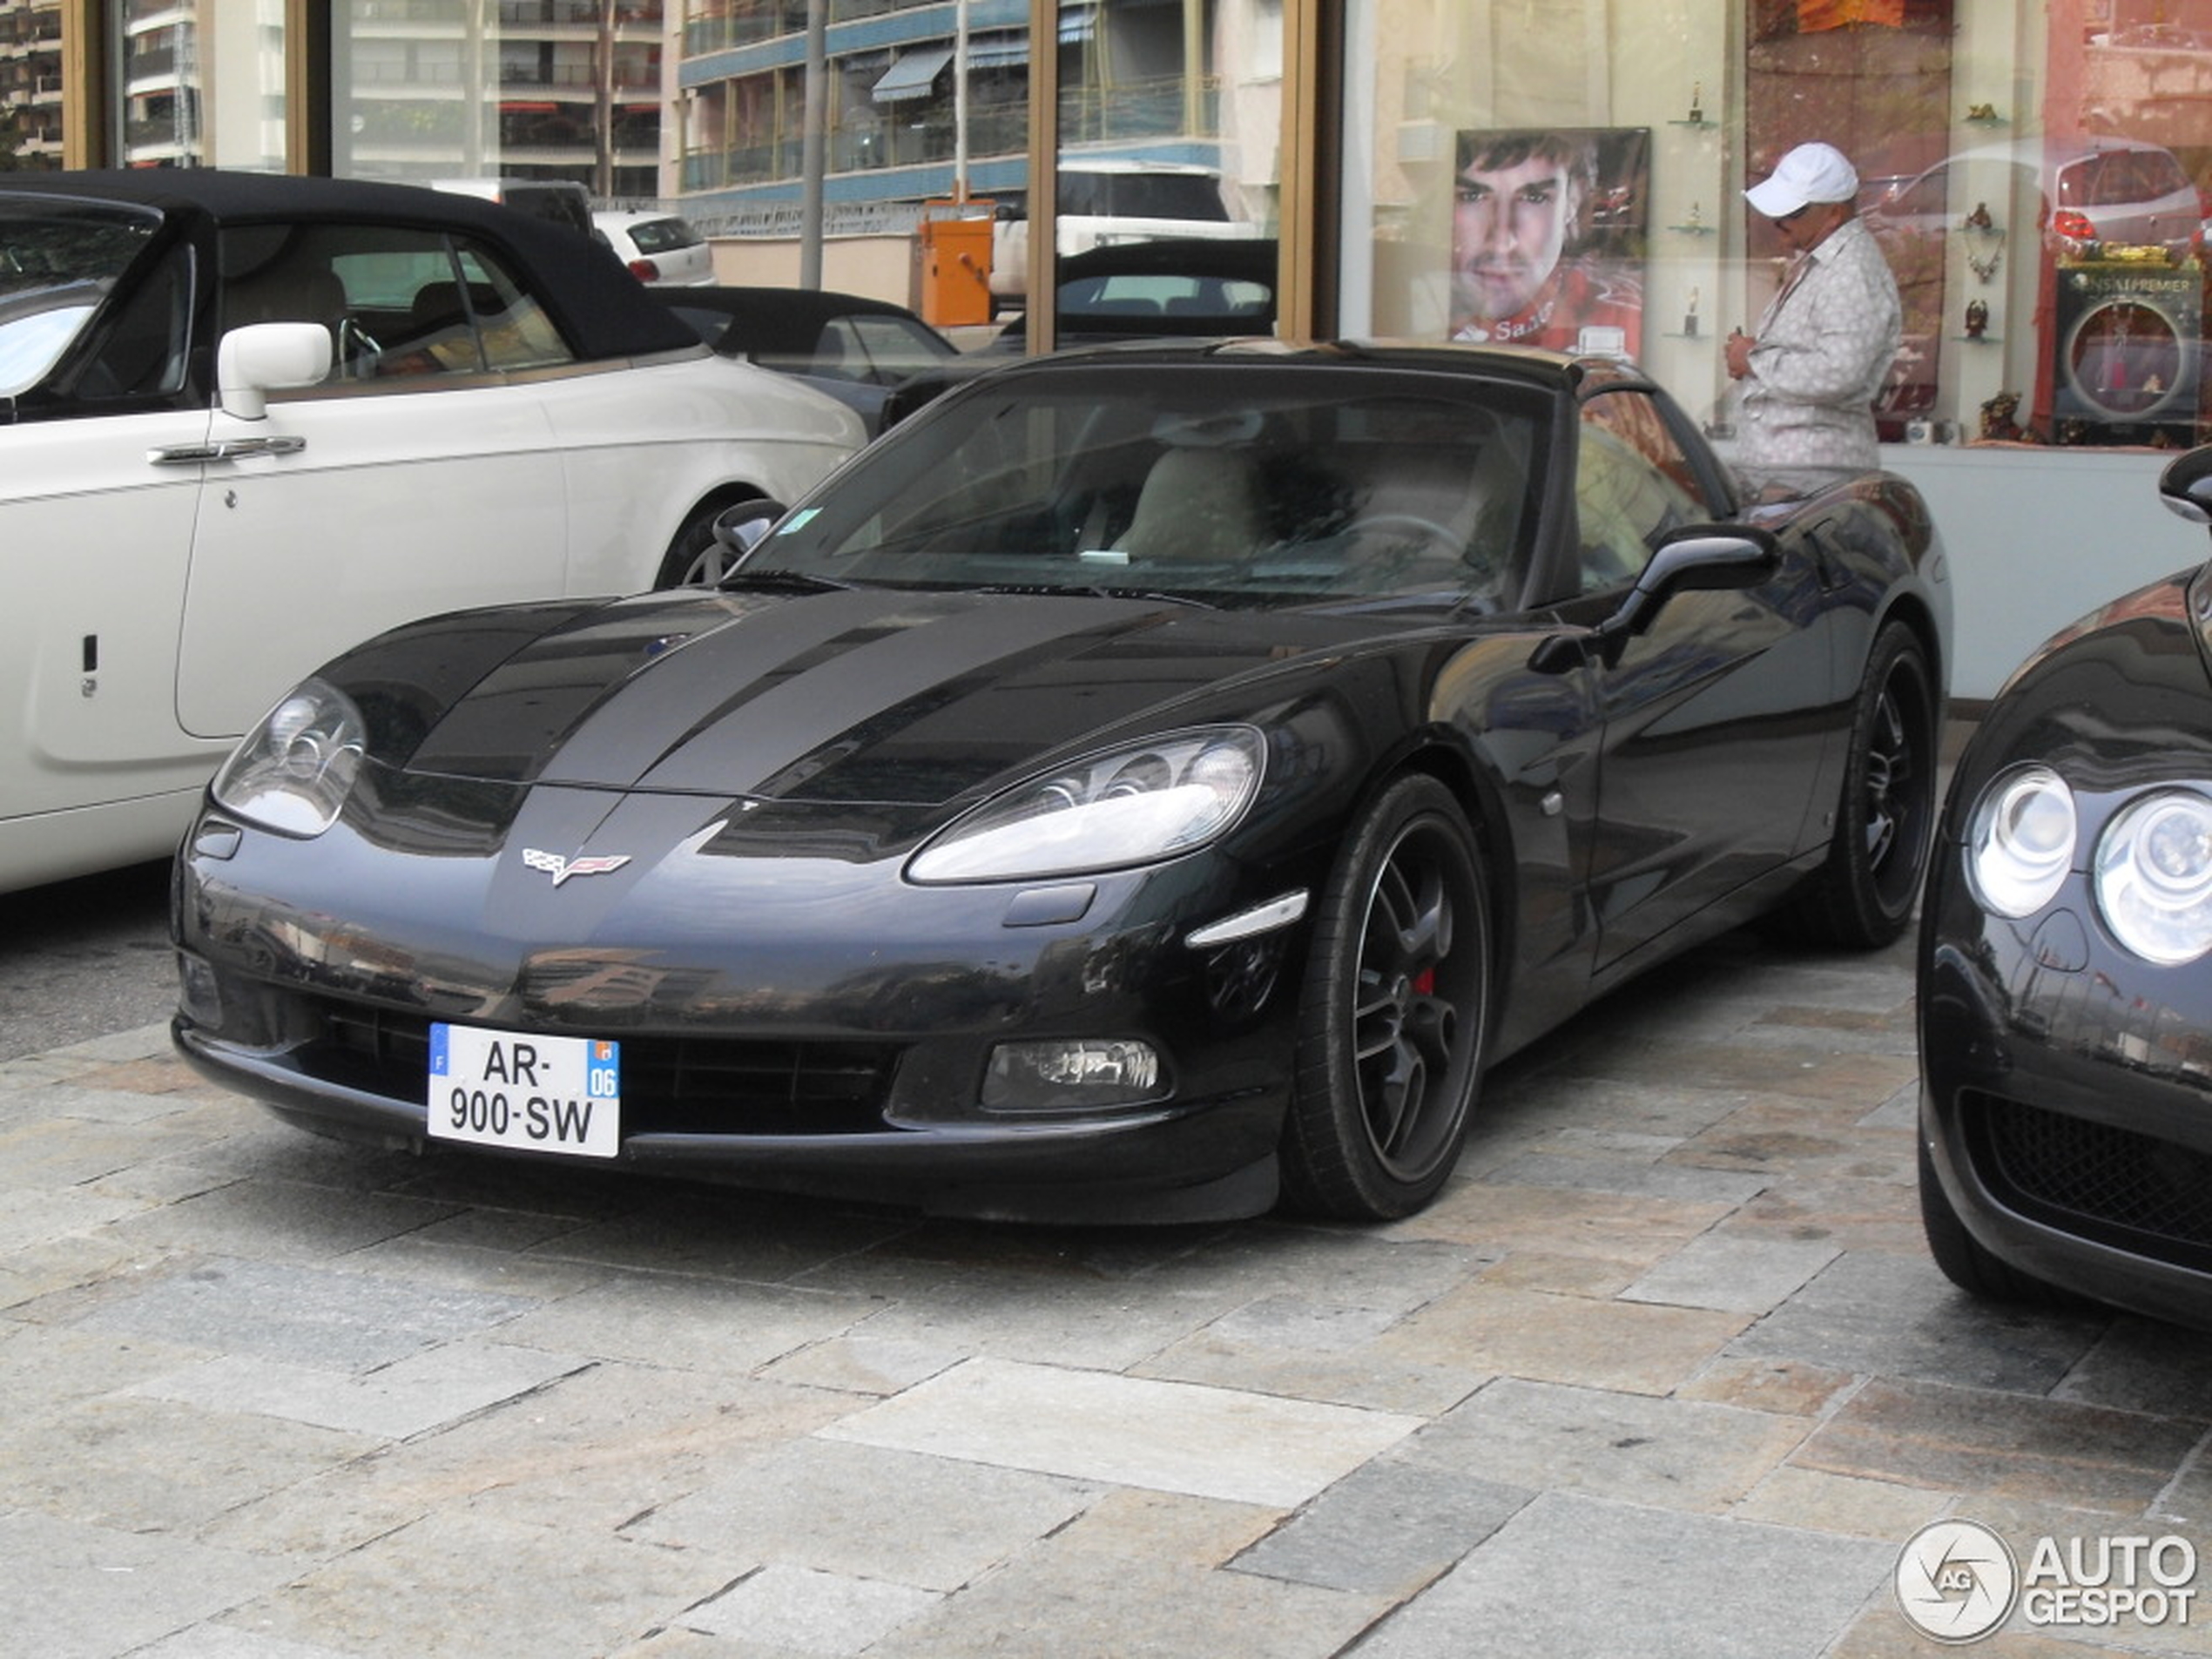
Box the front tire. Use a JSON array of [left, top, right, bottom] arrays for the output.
[[1918, 1136, 2086, 1311], [1280, 775, 1490, 1221], [1779, 621, 1937, 948]]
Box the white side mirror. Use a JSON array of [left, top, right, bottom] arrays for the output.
[[217, 321, 333, 421]]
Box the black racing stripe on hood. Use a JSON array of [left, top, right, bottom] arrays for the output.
[[406, 589, 934, 782], [629, 592, 1175, 797]]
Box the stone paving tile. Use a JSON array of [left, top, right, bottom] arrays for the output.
[[91, 1177, 467, 1262], [0, 1318, 217, 1413], [0, 1509, 304, 1659], [755, 1332, 964, 1398], [487, 1269, 882, 1373], [870, 1487, 1387, 1659], [1229, 1459, 1532, 1595], [1671, 1095, 1920, 1186], [1393, 1176, 1735, 1263], [134, 1631, 360, 1659], [1377, 1280, 1748, 1396], [819, 1355, 1423, 1507], [682, 1564, 944, 1653], [235, 1507, 716, 1659], [1676, 1352, 1863, 1417], [122, 1339, 590, 1440], [1797, 1377, 2211, 1515], [1730, 1463, 1952, 1541], [69, 1255, 543, 1371], [1620, 1229, 1839, 1313], [1397, 1375, 1812, 1514], [787, 1253, 1238, 1372], [1729, 1249, 2110, 1393], [0, 1183, 153, 1256], [1721, 1170, 1929, 1257], [1462, 1070, 1754, 1145], [196, 1364, 859, 1558], [0, 1392, 375, 1532], [1134, 1293, 1487, 1416], [2054, 1318, 2212, 1420], [1350, 1490, 1897, 1659], [630, 1437, 1102, 1589], [1482, 1147, 1772, 1207]]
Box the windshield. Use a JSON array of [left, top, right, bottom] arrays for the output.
[[0, 198, 163, 396], [742, 361, 1546, 611]]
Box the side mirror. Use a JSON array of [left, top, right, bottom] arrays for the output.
[[711, 499, 788, 558], [1531, 525, 1781, 674], [2158, 444, 2212, 526], [216, 322, 332, 421]]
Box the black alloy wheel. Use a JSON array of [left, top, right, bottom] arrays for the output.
[[1281, 774, 1490, 1221], [1779, 621, 1938, 948]]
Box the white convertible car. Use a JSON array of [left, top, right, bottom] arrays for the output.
[[0, 170, 865, 894]]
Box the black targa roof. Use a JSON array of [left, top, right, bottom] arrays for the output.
[[0, 168, 704, 362]]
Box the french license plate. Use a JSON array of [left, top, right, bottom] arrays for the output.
[[428, 1023, 621, 1158]]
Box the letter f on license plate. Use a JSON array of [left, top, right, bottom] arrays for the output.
[[428, 1024, 622, 1157]]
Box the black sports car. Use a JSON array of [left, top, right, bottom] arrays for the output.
[[1918, 443, 2212, 1328], [173, 341, 1951, 1224]]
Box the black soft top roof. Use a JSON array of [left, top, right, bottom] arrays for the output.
[[663, 286, 951, 354], [0, 168, 702, 361]]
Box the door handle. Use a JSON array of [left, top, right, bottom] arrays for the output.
[[149, 435, 307, 465]]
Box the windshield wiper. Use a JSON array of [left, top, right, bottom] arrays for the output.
[[974, 583, 1216, 609], [717, 567, 858, 594]]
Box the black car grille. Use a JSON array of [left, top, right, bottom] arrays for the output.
[[307, 995, 901, 1136], [1967, 1090, 2212, 1271]]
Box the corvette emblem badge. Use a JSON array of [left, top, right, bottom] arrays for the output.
[[522, 848, 632, 887]]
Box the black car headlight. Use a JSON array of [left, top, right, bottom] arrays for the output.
[[210, 678, 366, 838], [908, 727, 1264, 883], [1965, 765, 2076, 919], [2094, 789, 2212, 966]]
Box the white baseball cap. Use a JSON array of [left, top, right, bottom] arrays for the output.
[[1743, 142, 1860, 219]]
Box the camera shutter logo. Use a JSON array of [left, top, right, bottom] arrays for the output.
[[1897, 1519, 2020, 1643]]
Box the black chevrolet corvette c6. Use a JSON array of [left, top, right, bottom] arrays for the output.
[[1918, 443, 2212, 1329], [172, 341, 1952, 1224]]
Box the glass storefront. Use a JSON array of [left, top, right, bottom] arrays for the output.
[[1334, 0, 2212, 453]]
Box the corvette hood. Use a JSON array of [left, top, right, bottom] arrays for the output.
[[378, 585, 1395, 806]]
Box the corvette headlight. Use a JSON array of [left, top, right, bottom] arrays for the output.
[[2094, 789, 2212, 965], [1966, 765, 2076, 918], [211, 678, 366, 838], [909, 727, 1264, 883]]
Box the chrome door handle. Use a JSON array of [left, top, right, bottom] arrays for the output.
[[149, 435, 307, 464]]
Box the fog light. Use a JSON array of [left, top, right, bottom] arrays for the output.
[[981, 1038, 1163, 1112]]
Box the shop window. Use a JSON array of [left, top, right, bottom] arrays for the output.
[[1335, 0, 2212, 454]]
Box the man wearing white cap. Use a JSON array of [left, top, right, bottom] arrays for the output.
[[1724, 141, 1901, 472]]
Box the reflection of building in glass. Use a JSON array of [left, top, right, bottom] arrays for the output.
[[114, 2, 287, 172], [119, 0, 204, 167], [0, 0, 65, 169], [673, 1, 1275, 245], [338, 0, 664, 197]]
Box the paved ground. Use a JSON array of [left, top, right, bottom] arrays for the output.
[[4, 919, 2210, 1658]]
